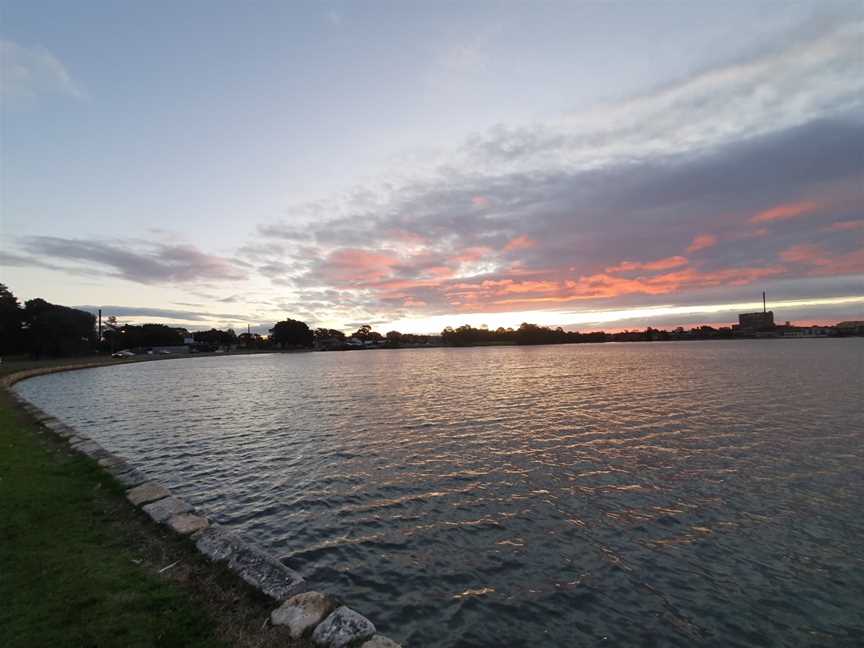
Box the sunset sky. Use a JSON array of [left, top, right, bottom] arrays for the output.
[[2, 1, 863, 333]]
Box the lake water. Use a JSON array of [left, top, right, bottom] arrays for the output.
[[15, 340, 864, 647]]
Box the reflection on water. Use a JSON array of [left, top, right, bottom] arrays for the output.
[[16, 340, 864, 646]]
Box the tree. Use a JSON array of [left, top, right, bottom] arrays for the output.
[[314, 328, 345, 342], [270, 318, 313, 349], [193, 328, 237, 350], [24, 298, 95, 358], [238, 332, 265, 349], [0, 284, 24, 355], [352, 324, 372, 340]]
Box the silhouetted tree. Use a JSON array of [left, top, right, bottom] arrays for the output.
[[193, 328, 237, 350], [270, 318, 313, 349], [314, 328, 346, 342], [105, 323, 184, 350], [23, 298, 95, 358], [351, 324, 372, 340], [0, 284, 24, 355], [238, 332, 266, 349]]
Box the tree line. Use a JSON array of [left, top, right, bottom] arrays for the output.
[[0, 284, 317, 358], [438, 323, 740, 346], [0, 283, 416, 357], [1, 282, 751, 359]]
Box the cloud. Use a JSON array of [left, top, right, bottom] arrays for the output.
[[503, 235, 536, 253], [0, 40, 85, 101], [828, 219, 864, 231], [14, 237, 247, 284], [452, 15, 863, 177], [687, 234, 718, 253], [750, 200, 821, 223], [75, 305, 248, 322], [14, 13, 858, 331], [779, 244, 832, 265], [605, 256, 689, 273], [254, 112, 863, 325], [779, 243, 864, 276]]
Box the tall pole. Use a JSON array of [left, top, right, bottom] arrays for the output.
[[763, 291, 766, 313], [98, 309, 102, 342]]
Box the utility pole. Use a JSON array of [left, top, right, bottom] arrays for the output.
[[763, 291, 766, 313]]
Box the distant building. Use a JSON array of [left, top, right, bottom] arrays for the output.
[[736, 310, 775, 332], [837, 321, 864, 335], [733, 292, 777, 335], [781, 325, 836, 338]]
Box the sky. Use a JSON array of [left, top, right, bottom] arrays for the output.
[[2, 1, 863, 334]]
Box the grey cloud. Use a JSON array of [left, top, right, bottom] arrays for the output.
[[75, 305, 248, 322], [17, 237, 247, 285], [244, 17, 864, 325], [458, 15, 862, 176], [252, 115, 863, 323]]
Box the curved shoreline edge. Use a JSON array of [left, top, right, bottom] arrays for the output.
[[5, 363, 403, 648]]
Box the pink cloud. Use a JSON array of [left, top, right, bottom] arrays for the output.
[[779, 244, 864, 275], [322, 248, 400, 284], [687, 234, 718, 253], [487, 265, 787, 307], [828, 219, 864, 231], [451, 246, 492, 264], [605, 256, 688, 273], [503, 235, 537, 253], [779, 244, 832, 266], [385, 229, 427, 245], [749, 200, 819, 224]]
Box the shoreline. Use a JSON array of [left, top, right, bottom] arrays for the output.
[[4, 358, 401, 648]]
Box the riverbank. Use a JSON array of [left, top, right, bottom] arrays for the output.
[[0, 358, 311, 648]]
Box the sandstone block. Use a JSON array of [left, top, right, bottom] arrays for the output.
[[127, 481, 171, 506], [143, 496, 193, 523], [312, 606, 376, 648], [361, 636, 402, 648], [97, 454, 128, 469], [271, 591, 338, 638], [167, 513, 209, 535], [111, 466, 149, 488], [195, 525, 305, 600], [72, 440, 108, 459]]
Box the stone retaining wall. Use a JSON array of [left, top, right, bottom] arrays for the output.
[[6, 366, 402, 648]]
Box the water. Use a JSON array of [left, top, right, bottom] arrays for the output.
[[15, 340, 864, 647]]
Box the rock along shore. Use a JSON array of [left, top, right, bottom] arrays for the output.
[[5, 363, 402, 648]]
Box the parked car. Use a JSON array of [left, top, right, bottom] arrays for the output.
[[111, 349, 135, 358]]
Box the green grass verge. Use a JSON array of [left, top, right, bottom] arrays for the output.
[[0, 389, 224, 648]]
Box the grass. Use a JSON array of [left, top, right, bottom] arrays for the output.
[[0, 360, 309, 648]]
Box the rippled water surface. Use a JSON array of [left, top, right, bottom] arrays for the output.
[[16, 341, 864, 646]]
